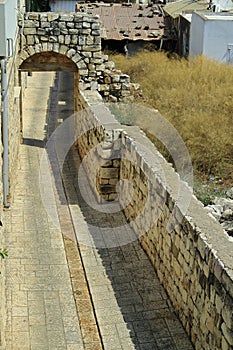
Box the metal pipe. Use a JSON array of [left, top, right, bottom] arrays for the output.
[[1, 58, 10, 208]]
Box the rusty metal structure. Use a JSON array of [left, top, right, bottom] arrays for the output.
[[76, 2, 172, 42]]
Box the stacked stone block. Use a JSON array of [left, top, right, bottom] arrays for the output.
[[18, 12, 140, 102], [96, 129, 121, 201], [119, 128, 233, 350], [76, 89, 233, 350], [75, 92, 122, 202]]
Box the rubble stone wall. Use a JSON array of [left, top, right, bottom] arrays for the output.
[[77, 90, 233, 350], [18, 12, 140, 102]]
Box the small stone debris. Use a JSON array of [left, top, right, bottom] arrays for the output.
[[206, 193, 233, 235]]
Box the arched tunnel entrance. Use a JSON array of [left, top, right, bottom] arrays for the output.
[[19, 52, 79, 142]]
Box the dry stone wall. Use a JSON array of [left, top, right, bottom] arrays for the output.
[[77, 90, 233, 350], [18, 12, 140, 102]]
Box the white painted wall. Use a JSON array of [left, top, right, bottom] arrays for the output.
[[212, 0, 233, 11], [0, 0, 18, 57], [189, 12, 205, 57], [189, 12, 233, 63], [49, 0, 76, 12]]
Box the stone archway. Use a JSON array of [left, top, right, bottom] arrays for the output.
[[19, 51, 80, 142], [19, 51, 80, 72], [17, 11, 102, 82], [17, 11, 139, 103]]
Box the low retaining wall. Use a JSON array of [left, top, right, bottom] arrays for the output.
[[77, 90, 233, 350]]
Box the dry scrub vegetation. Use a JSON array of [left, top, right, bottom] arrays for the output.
[[111, 51, 233, 202]]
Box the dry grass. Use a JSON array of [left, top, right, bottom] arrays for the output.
[[111, 51, 233, 184]]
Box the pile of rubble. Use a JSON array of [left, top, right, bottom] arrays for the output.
[[206, 187, 233, 236]]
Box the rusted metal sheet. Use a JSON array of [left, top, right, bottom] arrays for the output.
[[78, 3, 171, 41]]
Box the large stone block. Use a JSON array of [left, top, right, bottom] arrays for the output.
[[42, 43, 47, 52], [69, 29, 79, 35], [60, 14, 74, 21], [34, 43, 42, 53], [24, 28, 36, 35], [71, 35, 78, 45], [92, 23, 100, 30], [82, 46, 100, 52], [41, 21, 50, 28], [92, 30, 100, 36], [49, 36, 57, 43], [72, 53, 82, 63], [47, 13, 60, 22], [77, 60, 87, 69], [28, 13, 39, 20], [65, 35, 71, 45], [82, 22, 90, 28], [53, 43, 59, 52], [37, 28, 46, 35], [99, 167, 119, 179], [67, 49, 76, 58], [40, 36, 49, 42], [67, 22, 74, 28], [47, 42, 53, 51], [79, 69, 88, 76], [86, 36, 94, 45], [58, 35, 64, 44], [27, 35, 35, 45], [78, 36, 86, 46], [40, 13, 48, 21], [23, 20, 39, 28], [79, 29, 91, 35]]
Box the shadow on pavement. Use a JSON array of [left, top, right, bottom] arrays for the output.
[[46, 72, 194, 350]]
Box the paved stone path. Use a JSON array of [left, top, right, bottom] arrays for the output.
[[2, 72, 194, 350]]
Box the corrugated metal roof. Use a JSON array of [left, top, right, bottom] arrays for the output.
[[164, 0, 209, 18], [78, 3, 172, 41]]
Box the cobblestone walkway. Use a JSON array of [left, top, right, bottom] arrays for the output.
[[2, 72, 194, 350]]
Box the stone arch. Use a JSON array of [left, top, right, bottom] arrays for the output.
[[18, 11, 103, 82], [19, 51, 80, 72], [18, 50, 82, 143], [18, 12, 139, 102]]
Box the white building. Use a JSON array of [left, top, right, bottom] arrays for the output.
[[189, 12, 233, 63], [0, 0, 18, 57], [211, 0, 233, 12]]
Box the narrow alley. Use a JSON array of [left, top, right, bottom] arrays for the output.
[[2, 72, 193, 350]]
